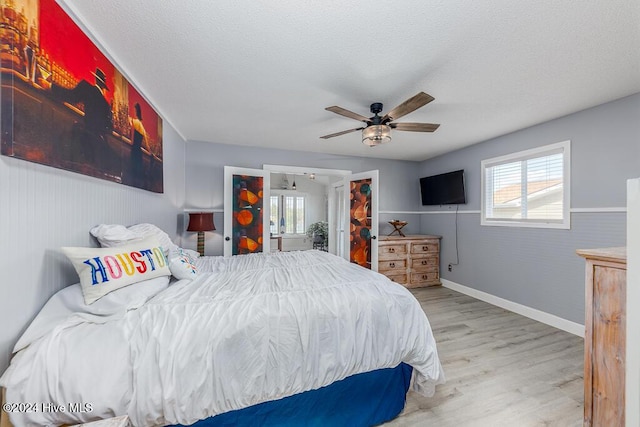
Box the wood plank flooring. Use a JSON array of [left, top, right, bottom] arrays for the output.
[[385, 286, 584, 427]]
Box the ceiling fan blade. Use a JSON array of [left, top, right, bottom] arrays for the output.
[[325, 106, 370, 123], [390, 122, 440, 132], [382, 92, 435, 122], [320, 127, 365, 139]]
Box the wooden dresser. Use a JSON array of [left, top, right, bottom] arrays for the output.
[[577, 247, 627, 427], [378, 235, 441, 288]]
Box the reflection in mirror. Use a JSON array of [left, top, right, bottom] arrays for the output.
[[265, 168, 347, 256]]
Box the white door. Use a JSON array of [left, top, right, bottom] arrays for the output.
[[224, 166, 270, 257], [343, 170, 379, 271], [329, 181, 346, 258]]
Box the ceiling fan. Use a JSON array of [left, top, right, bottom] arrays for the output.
[[321, 92, 440, 146]]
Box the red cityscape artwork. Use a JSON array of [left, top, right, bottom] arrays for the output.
[[0, 0, 164, 193]]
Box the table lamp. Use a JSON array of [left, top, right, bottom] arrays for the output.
[[187, 212, 215, 256]]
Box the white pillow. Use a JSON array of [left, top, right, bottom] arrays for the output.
[[90, 223, 180, 256], [62, 238, 171, 304], [13, 276, 169, 353], [168, 248, 198, 280], [128, 223, 180, 255], [90, 224, 142, 247]]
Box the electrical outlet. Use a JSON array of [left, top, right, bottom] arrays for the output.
[[448, 264, 452, 272]]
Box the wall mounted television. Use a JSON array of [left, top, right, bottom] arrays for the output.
[[420, 169, 466, 205]]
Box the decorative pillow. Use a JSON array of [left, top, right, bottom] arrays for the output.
[[181, 248, 201, 259], [168, 248, 198, 280], [62, 238, 171, 304]]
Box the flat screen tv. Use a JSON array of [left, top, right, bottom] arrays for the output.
[[420, 169, 466, 205]]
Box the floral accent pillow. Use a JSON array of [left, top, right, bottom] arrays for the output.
[[168, 248, 198, 280]]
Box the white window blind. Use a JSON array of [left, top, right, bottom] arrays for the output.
[[295, 197, 305, 234], [481, 141, 570, 229], [269, 196, 279, 234], [270, 193, 306, 235]]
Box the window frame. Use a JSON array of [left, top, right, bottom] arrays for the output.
[[270, 190, 307, 235], [480, 140, 571, 229]]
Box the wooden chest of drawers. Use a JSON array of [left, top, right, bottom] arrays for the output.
[[577, 247, 627, 427], [378, 235, 441, 288]]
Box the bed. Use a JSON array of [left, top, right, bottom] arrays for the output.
[[0, 231, 444, 426]]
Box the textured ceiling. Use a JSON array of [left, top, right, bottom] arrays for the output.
[[58, 0, 640, 161]]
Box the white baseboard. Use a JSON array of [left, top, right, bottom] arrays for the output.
[[440, 279, 585, 337]]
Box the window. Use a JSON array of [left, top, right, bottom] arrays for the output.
[[270, 193, 306, 234], [481, 141, 570, 229]]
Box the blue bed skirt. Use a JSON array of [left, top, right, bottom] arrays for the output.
[[172, 363, 413, 427]]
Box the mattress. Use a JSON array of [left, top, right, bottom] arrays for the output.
[[1, 250, 444, 426]]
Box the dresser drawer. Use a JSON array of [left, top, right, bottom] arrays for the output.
[[409, 271, 440, 286], [411, 256, 438, 271], [379, 244, 407, 259], [381, 271, 408, 285], [379, 259, 407, 272], [410, 266, 438, 276], [411, 242, 439, 254]]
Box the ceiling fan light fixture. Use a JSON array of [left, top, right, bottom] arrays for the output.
[[362, 125, 391, 147]]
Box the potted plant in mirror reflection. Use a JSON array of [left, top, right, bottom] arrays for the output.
[[306, 221, 328, 250]]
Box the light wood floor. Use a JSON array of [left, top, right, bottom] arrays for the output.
[[385, 286, 584, 427]]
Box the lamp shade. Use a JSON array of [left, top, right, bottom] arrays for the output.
[[187, 212, 215, 232], [362, 125, 391, 146]]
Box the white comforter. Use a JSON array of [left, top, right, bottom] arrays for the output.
[[2, 250, 444, 427]]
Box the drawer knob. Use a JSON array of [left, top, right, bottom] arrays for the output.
[[390, 248, 395, 253], [421, 260, 427, 265], [422, 274, 428, 279], [390, 262, 395, 268], [422, 246, 429, 251]]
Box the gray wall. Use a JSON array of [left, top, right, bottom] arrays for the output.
[[0, 122, 187, 375], [183, 141, 421, 255], [417, 93, 640, 324]]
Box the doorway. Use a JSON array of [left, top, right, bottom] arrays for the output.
[[263, 165, 350, 256]]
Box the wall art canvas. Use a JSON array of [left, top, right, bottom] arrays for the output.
[[0, 0, 163, 192], [349, 178, 372, 269], [232, 174, 264, 255]]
